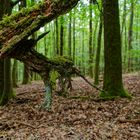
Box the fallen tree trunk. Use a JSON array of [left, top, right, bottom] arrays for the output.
[[7, 37, 74, 110], [0, 0, 79, 57], [0, 0, 79, 109], [0, 0, 104, 110]]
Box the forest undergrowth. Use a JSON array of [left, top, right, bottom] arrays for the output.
[[0, 73, 140, 140]]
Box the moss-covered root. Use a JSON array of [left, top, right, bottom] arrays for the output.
[[100, 89, 132, 100], [42, 81, 52, 111]]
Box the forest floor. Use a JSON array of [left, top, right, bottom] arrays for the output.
[[0, 73, 140, 140]]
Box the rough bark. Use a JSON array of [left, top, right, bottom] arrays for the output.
[[55, 18, 59, 55], [12, 59, 18, 87], [102, 0, 130, 98], [0, 0, 79, 57], [0, 0, 79, 109], [94, 13, 102, 85], [0, 0, 14, 105]]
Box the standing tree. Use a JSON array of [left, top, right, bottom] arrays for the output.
[[88, 0, 93, 78], [0, 0, 18, 105], [60, 16, 64, 56], [128, 0, 134, 72], [19, 0, 30, 84], [55, 18, 59, 55], [101, 0, 130, 98], [68, 11, 72, 57], [94, 13, 102, 85]]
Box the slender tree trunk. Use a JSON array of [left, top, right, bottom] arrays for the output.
[[55, 18, 59, 55], [12, 59, 18, 87], [60, 16, 64, 56], [88, 0, 93, 78], [121, 0, 126, 35], [44, 25, 48, 56], [92, 19, 98, 58], [68, 11, 72, 57], [124, 23, 128, 72], [82, 29, 85, 75], [102, 0, 130, 98], [128, 0, 134, 72], [22, 64, 30, 84], [94, 14, 102, 85], [0, 0, 15, 105], [1, 58, 14, 105], [72, 8, 76, 64], [19, 0, 30, 84]]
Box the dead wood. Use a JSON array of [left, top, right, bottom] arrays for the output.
[[119, 118, 140, 124], [0, 0, 79, 58]]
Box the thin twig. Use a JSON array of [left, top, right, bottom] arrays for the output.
[[74, 68, 105, 93], [15, 121, 36, 129]]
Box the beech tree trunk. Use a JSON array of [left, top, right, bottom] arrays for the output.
[[60, 16, 64, 56], [94, 14, 102, 85], [0, 0, 14, 105], [12, 59, 18, 87], [102, 0, 130, 98], [68, 11, 72, 57], [128, 0, 134, 72], [88, 0, 93, 78]]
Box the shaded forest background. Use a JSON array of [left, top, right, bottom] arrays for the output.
[[1, 0, 139, 85], [0, 0, 140, 139]]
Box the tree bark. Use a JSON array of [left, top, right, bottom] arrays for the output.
[[12, 59, 18, 87], [128, 0, 134, 72], [6, 38, 74, 109], [102, 0, 130, 98], [0, 0, 79, 57], [55, 18, 59, 55], [72, 8, 76, 64], [88, 0, 93, 78], [0, 0, 14, 105], [68, 11, 72, 57], [94, 13, 102, 85], [0, 0, 79, 108], [60, 16, 64, 56]]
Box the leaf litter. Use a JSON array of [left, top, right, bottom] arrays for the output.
[[0, 73, 140, 140]]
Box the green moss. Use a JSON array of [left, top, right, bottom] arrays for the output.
[[0, 2, 44, 29], [51, 56, 73, 66], [100, 89, 132, 100]]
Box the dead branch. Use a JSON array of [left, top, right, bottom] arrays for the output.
[[119, 118, 140, 124], [15, 121, 36, 129], [73, 68, 105, 93]]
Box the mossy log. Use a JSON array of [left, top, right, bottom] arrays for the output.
[[0, 0, 79, 57]]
